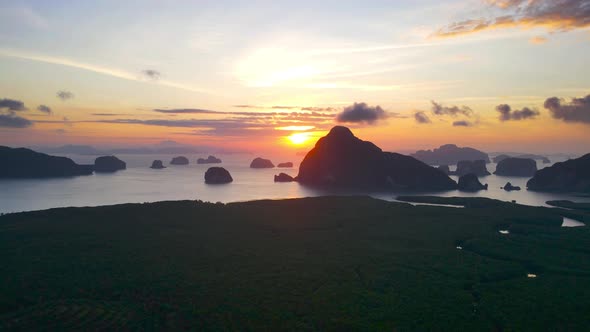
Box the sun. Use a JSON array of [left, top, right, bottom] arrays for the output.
[[288, 132, 311, 145]]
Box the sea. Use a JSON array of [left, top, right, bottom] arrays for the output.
[[1, 153, 589, 214]]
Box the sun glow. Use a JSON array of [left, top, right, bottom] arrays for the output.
[[288, 132, 311, 145]]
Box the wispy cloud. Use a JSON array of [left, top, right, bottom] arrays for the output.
[[233, 105, 337, 112], [153, 108, 335, 119], [435, 0, 590, 38], [91, 113, 132, 116], [0, 49, 214, 95], [83, 117, 332, 138]]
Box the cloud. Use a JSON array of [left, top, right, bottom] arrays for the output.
[[529, 36, 548, 44], [90, 118, 307, 138], [336, 102, 388, 124], [435, 0, 590, 38], [94, 118, 327, 129], [544, 94, 590, 124], [0, 49, 214, 95], [154, 109, 218, 115], [496, 104, 540, 121], [301, 107, 337, 112], [414, 111, 431, 124], [431, 100, 473, 117], [69, 107, 337, 138], [37, 105, 52, 114], [153, 108, 335, 120], [0, 98, 27, 111], [271, 105, 299, 109], [233, 105, 337, 112], [142, 69, 161, 80], [0, 114, 33, 128], [233, 104, 260, 108], [57, 90, 74, 101], [55, 129, 66, 134], [453, 120, 474, 127], [91, 113, 129, 116]]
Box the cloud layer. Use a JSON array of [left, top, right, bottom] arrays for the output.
[[436, 0, 590, 37], [544, 94, 590, 124], [336, 102, 388, 124]]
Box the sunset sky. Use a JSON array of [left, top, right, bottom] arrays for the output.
[[1, 0, 589, 154]]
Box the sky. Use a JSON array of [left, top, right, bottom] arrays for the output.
[[1, 0, 589, 155]]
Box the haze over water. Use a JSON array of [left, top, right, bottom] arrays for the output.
[[1, 153, 588, 214]]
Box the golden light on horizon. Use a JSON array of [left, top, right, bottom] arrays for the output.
[[288, 132, 312, 145]]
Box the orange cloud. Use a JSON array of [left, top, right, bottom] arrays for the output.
[[435, 0, 590, 38]]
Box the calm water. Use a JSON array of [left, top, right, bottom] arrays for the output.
[[1, 153, 589, 214]]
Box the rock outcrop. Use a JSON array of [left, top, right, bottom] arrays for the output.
[[250, 157, 274, 168], [494, 154, 550, 164], [527, 154, 590, 192], [150, 160, 165, 169], [170, 156, 189, 165], [296, 126, 457, 191], [0, 146, 93, 178], [204, 167, 233, 184], [197, 155, 222, 164], [274, 173, 295, 182], [494, 157, 537, 177], [277, 162, 293, 168], [94, 156, 126, 173], [412, 144, 489, 165], [453, 160, 490, 177], [502, 182, 521, 191], [458, 174, 488, 191]]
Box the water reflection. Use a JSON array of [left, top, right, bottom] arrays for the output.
[[1, 154, 590, 214]]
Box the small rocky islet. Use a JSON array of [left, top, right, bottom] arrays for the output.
[[170, 156, 189, 165], [204, 167, 233, 184]]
